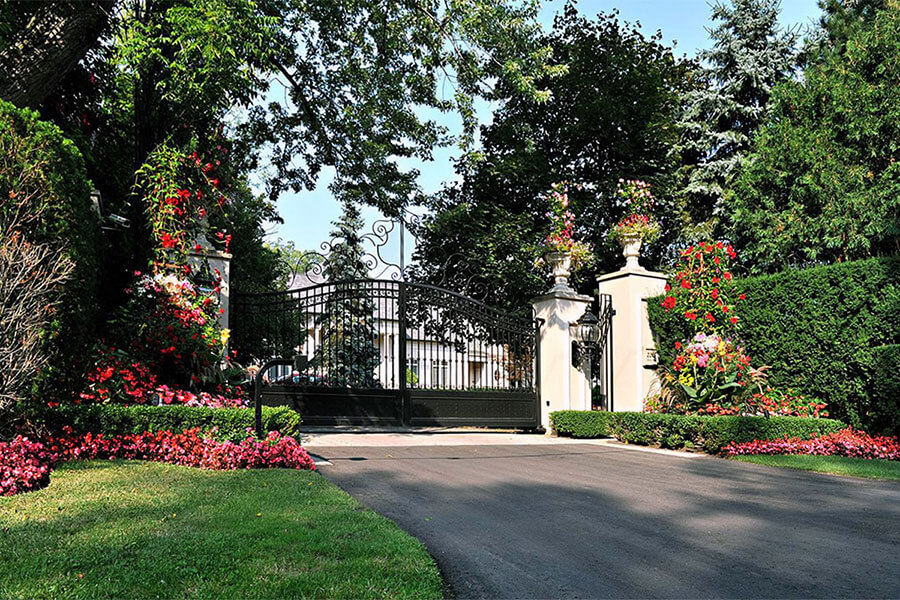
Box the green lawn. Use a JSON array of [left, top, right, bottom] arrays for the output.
[[0, 461, 443, 599], [732, 454, 900, 481]]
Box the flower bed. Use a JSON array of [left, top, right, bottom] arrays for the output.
[[0, 436, 51, 496], [1, 428, 315, 497], [723, 429, 900, 460]]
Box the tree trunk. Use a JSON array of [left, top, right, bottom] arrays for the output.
[[0, 1, 114, 109]]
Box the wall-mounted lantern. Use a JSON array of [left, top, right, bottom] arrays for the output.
[[571, 306, 601, 369]]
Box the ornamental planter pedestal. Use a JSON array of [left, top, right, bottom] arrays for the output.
[[544, 251, 574, 293], [621, 234, 642, 269]]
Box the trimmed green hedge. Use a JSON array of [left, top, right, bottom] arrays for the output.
[[871, 345, 900, 437], [647, 256, 900, 432], [551, 410, 615, 438], [35, 404, 302, 443], [551, 410, 845, 454]]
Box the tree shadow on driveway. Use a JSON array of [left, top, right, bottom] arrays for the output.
[[317, 444, 900, 599]]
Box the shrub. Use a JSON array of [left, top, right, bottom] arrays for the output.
[[648, 256, 900, 430], [34, 404, 301, 443], [550, 410, 846, 454], [0, 224, 72, 420], [723, 429, 900, 461], [871, 345, 900, 437], [551, 410, 615, 438], [77, 342, 247, 408], [0, 100, 101, 402]]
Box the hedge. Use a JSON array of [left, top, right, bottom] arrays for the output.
[[871, 345, 900, 437], [550, 410, 846, 454], [647, 256, 900, 432], [0, 100, 101, 400], [33, 404, 303, 443]]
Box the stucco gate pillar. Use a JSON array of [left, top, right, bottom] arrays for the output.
[[188, 224, 232, 331], [531, 281, 593, 432], [596, 262, 667, 412]]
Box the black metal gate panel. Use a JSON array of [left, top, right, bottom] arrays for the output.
[[233, 279, 540, 428]]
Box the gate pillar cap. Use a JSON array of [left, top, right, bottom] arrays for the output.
[[596, 266, 666, 284], [530, 289, 593, 304]]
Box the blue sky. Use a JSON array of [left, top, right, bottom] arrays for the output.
[[266, 0, 822, 264]]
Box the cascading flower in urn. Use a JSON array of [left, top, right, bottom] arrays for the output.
[[538, 182, 593, 292], [609, 179, 660, 268]]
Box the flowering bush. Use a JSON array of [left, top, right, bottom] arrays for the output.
[[723, 428, 900, 461], [78, 269, 242, 407], [659, 241, 742, 333], [1, 428, 315, 496], [77, 345, 158, 405], [0, 435, 51, 496], [150, 385, 246, 408], [748, 387, 829, 419], [137, 144, 232, 265], [649, 332, 759, 414], [540, 182, 594, 270], [73, 142, 239, 411], [609, 179, 660, 244], [127, 272, 228, 379]]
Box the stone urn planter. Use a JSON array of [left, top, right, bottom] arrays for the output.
[[544, 251, 574, 292], [620, 233, 642, 269]]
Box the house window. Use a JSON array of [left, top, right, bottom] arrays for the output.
[[406, 358, 419, 386], [431, 360, 448, 388]]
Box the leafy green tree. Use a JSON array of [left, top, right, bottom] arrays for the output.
[[413, 6, 693, 308], [316, 201, 381, 388], [675, 0, 798, 240], [730, 2, 900, 271], [216, 183, 284, 296], [3, 0, 559, 269]]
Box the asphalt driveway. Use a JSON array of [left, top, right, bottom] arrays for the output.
[[314, 442, 900, 599]]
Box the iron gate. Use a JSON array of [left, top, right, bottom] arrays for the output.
[[232, 279, 540, 428]]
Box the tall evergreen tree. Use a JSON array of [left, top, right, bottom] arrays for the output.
[[316, 201, 381, 388], [675, 0, 798, 240], [730, 1, 900, 271], [803, 0, 887, 63]]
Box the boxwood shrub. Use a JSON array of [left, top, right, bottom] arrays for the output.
[[647, 256, 900, 432], [550, 410, 846, 454], [551, 410, 615, 438], [34, 404, 302, 443]]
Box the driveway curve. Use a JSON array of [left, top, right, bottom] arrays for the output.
[[314, 442, 899, 599]]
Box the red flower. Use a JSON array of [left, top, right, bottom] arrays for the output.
[[161, 233, 176, 249]]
